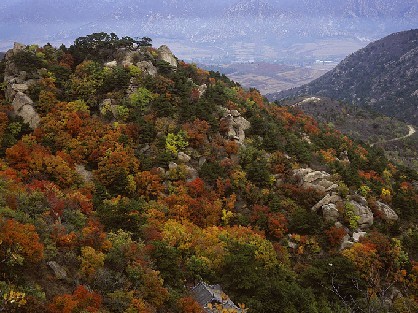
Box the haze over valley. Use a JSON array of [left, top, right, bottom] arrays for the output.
[[1, 0, 418, 92]]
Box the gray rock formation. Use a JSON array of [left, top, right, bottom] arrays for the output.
[[220, 108, 250, 144], [47, 261, 67, 280], [12, 92, 40, 129], [178, 152, 191, 163], [352, 231, 367, 242], [75, 164, 93, 183], [293, 168, 338, 193], [341, 234, 354, 249], [348, 198, 374, 229], [185, 165, 198, 182], [104, 60, 118, 68], [157, 45, 178, 68], [197, 84, 207, 98], [312, 192, 343, 212], [137, 61, 157, 76], [375, 201, 399, 221], [322, 203, 340, 222], [99, 98, 118, 119]]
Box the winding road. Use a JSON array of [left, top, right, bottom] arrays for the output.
[[371, 124, 416, 147]]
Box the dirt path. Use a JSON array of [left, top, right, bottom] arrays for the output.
[[371, 124, 416, 147]]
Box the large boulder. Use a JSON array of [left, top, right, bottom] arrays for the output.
[[178, 152, 191, 163], [293, 168, 338, 193], [47, 261, 67, 280], [312, 192, 342, 211], [220, 108, 250, 144], [137, 61, 157, 76], [322, 203, 340, 222], [12, 92, 40, 129], [348, 198, 374, 229], [375, 201, 399, 221], [157, 45, 178, 68]]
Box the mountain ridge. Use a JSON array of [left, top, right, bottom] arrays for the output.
[[0, 33, 418, 313], [268, 29, 418, 126]]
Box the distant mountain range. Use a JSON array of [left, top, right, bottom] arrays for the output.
[[1, 0, 417, 63], [269, 29, 418, 126]]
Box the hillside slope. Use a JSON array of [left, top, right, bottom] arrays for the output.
[[269, 29, 418, 125], [0, 33, 418, 313]]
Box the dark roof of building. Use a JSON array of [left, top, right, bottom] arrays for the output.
[[191, 281, 242, 312]]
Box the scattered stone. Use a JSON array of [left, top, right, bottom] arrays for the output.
[[47, 261, 67, 280], [302, 133, 312, 144], [169, 162, 178, 170], [139, 144, 150, 154], [185, 165, 198, 182], [341, 234, 354, 249], [375, 201, 399, 221], [156, 167, 166, 176], [99, 98, 118, 118], [197, 84, 207, 98], [322, 203, 340, 222], [104, 60, 118, 68], [75, 164, 93, 183], [352, 231, 367, 242], [288, 241, 298, 249], [198, 157, 207, 167], [178, 152, 191, 163], [339, 150, 350, 163], [312, 192, 342, 212]]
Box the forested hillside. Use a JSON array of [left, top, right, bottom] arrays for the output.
[[269, 29, 418, 126], [0, 33, 417, 313]]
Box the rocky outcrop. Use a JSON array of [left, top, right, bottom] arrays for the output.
[[293, 168, 338, 193], [220, 108, 250, 144], [4, 43, 41, 129], [169, 162, 198, 182], [12, 92, 40, 129], [177, 152, 191, 163], [137, 61, 157, 76], [348, 197, 374, 229], [75, 164, 93, 183], [197, 84, 207, 98], [47, 261, 67, 280], [322, 203, 340, 222], [157, 45, 178, 68], [352, 231, 367, 242], [312, 192, 342, 212], [375, 201, 399, 221], [99, 98, 119, 119]]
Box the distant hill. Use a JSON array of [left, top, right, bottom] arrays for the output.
[[0, 1, 417, 63], [0, 52, 4, 59], [269, 29, 418, 125]]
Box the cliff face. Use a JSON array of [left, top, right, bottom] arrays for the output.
[[269, 29, 418, 126]]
